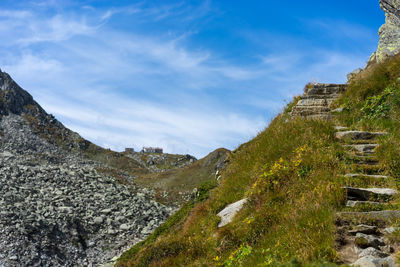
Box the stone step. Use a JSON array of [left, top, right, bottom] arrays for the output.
[[337, 210, 400, 223], [343, 144, 379, 154], [344, 187, 398, 201], [295, 98, 331, 107], [346, 200, 382, 208], [306, 84, 347, 95], [335, 131, 387, 141], [346, 155, 379, 165], [344, 174, 388, 180], [301, 94, 339, 100], [291, 107, 331, 116], [348, 224, 378, 235]]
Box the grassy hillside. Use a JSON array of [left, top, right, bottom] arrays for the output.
[[116, 54, 400, 266]]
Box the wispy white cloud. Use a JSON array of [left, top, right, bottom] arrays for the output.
[[36, 91, 264, 156], [17, 15, 95, 44], [0, 1, 377, 157], [301, 18, 376, 41], [0, 10, 31, 19]]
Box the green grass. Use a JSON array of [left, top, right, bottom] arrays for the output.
[[116, 114, 347, 266]]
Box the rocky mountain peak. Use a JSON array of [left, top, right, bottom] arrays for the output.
[[0, 70, 41, 116]]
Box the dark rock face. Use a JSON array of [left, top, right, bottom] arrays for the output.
[[0, 70, 38, 115], [0, 71, 175, 266], [370, 0, 400, 63]]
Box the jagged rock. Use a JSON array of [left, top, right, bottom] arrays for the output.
[[359, 247, 389, 258], [370, 0, 400, 64], [347, 68, 363, 81], [332, 107, 344, 113], [353, 255, 396, 267], [355, 233, 385, 248], [217, 198, 247, 227], [349, 225, 378, 235], [384, 227, 400, 234]]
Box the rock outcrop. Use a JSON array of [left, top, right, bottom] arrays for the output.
[[370, 0, 400, 64]]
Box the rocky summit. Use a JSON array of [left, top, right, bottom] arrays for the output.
[[370, 0, 400, 63], [0, 70, 174, 266]]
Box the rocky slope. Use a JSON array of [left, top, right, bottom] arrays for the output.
[[0, 71, 176, 266], [370, 0, 400, 63]]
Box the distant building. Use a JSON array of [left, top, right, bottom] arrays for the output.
[[142, 147, 163, 153], [125, 148, 135, 153]]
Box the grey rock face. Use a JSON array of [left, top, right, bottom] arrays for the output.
[[355, 233, 385, 249], [359, 247, 389, 258], [353, 255, 396, 267], [370, 0, 400, 64], [347, 68, 362, 81]]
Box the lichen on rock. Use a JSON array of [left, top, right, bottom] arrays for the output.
[[370, 0, 400, 64]]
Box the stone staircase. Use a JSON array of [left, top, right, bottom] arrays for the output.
[[335, 128, 399, 266], [290, 83, 348, 119]]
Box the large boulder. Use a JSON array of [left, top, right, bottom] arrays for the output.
[[370, 0, 400, 64]]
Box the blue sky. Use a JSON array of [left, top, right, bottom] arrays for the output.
[[0, 0, 384, 158]]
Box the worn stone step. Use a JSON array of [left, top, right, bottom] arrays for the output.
[[335, 131, 387, 141], [344, 187, 398, 201], [346, 155, 379, 165], [337, 210, 400, 224], [343, 144, 379, 154], [346, 200, 382, 208], [344, 174, 388, 180], [306, 83, 347, 95], [291, 106, 331, 116], [297, 97, 337, 107], [301, 94, 339, 100], [295, 98, 331, 106]]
